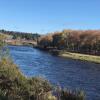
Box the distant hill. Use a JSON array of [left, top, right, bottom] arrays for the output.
[[0, 29, 40, 41]]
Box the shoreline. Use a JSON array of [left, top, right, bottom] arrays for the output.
[[58, 51, 100, 64], [6, 43, 35, 47], [8, 45, 100, 64], [35, 46, 100, 64]]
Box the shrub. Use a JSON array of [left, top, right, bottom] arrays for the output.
[[0, 58, 52, 100], [55, 87, 85, 100]]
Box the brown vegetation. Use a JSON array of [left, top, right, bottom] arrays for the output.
[[38, 30, 100, 55]]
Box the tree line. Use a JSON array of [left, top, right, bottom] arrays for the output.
[[0, 29, 40, 41], [38, 30, 100, 55]]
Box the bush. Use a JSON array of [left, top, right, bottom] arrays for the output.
[[55, 87, 85, 100], [0, 58, 52, 100]]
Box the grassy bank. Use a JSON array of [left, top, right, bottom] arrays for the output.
[[0, 58, 85, 100], [59, 51, 100, 64], [0, 58, 54, 100], [6, 41, 34, 46]]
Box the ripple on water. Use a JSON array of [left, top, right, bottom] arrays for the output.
[[8, 46, 100, 100]]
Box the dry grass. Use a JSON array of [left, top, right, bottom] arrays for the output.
[[0, 58, 53, 100], [60, 51, 100, 63]]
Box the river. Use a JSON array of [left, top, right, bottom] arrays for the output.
[[8, 45, 100, 100]]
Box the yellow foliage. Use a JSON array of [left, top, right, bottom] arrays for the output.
[[0, 34, 7, 41]]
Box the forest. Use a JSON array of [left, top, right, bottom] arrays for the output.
[[38, 30, 100, 55], [0, 29, 40, 41]]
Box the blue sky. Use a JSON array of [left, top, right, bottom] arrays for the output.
[[0, 0, 100, 34]]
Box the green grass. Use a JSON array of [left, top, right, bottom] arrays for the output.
[[0, 58, 54, 100], [0, 57, 86, 100], [59, 51, 100, 64]]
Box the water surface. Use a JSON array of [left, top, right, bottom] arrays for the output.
[[8, 46, 100, 100]]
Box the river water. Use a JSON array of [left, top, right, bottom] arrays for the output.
[[8, 45, 100, 100]]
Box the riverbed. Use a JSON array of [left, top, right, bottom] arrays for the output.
[[8, 45, 100, 100]]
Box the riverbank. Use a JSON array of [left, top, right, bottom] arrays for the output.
[[36, 46, 100, 64], [0, 58, 55, 100], [0, 57, 85, 100], [59, 51, 100, 64], [35, 46, 100, 64], [5, 39, 37, 47]]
